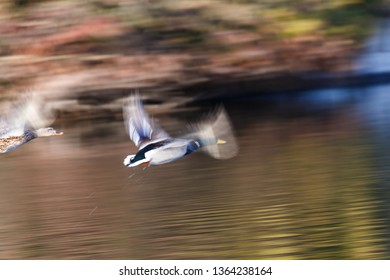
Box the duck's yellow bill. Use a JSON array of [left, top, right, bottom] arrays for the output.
[[217, 139, 226, 145]]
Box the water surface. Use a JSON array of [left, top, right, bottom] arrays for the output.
[[1, 88, 390, 259]]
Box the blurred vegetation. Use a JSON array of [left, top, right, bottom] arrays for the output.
[[98, 0, 382, 48], [1, 0, 385, 52], [0, 0, 388, 114]]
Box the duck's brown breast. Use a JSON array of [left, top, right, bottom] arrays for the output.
[[0, 135, 25, 153]]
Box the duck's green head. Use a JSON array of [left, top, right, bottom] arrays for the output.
[[35, 127, 63, 137]]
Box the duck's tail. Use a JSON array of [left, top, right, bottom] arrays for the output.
[[188, 106, 238, 159]]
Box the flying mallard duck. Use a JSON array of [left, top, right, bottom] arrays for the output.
[[0, 93, 63, 154], [123, 94, 238, 167]]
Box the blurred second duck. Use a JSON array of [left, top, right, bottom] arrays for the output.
[[0, 93, 63, 154]]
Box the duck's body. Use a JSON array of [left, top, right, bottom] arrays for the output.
[[0, 128, 62, 154], [0, 130, 36, 154], [125, 138, 201, 166], [0, 93, 63, 154], [123, 94, 238, 167]]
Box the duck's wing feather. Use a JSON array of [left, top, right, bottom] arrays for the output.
[[0, 107, 25, 138], [0, 92, 55, 139], [0, 124, 23, 138], [123, 94, 170, 149], [183, 106, 239, 159]]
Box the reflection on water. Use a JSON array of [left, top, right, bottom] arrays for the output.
[[1, 88, 390, 260]]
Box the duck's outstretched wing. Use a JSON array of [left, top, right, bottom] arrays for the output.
[[0, 114, 22, 138], [185, 106, 239, 159], [0, 92, 55, 139], [0, 101, 27, 138], [123, 94, 170, 149]]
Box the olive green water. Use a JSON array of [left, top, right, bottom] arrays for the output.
[[0, 90, 389, 259]]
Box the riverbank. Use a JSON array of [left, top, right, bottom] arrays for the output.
[[0, 0, 388, 120]]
